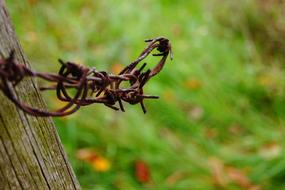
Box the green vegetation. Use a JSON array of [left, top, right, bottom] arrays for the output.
[[7, 1, 285, 189]]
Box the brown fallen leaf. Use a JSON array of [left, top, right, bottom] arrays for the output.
[[208, 157, 262, 190], [226, 167, 261, 190], [208, 157, 228, 187]]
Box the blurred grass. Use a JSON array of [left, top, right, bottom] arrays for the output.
[[6, 0, 285, 189]]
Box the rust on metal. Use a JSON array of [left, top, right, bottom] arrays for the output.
[[0, 37, 172, 117]]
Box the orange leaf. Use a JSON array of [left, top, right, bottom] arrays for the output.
[[76, 149, 111, 172], [91, 156, 111, 172]]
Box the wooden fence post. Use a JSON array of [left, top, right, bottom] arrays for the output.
[[0, 1, 81, 189]]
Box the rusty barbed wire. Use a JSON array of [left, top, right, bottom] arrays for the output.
[[0, 37, 172, 117]]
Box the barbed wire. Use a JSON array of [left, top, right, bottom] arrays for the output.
[[0, 37, 172, 117]]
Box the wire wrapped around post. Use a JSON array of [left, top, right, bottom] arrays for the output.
[[0, 37, 172, 117]]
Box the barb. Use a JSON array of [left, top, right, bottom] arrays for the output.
[[0, 37, 172, 117]]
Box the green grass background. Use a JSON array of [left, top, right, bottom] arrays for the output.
[[6, 0, 285, 189]]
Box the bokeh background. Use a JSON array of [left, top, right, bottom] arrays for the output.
[[6, 0, 285, 189]]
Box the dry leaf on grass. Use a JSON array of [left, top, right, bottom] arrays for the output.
[[76, 148, 111, 172], [208, 157, 262, 190], [208, 157, 228, 187]]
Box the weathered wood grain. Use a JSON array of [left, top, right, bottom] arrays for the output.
[[0, 1, 81, 189]]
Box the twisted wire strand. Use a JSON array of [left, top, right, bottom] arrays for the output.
[[0, 37, 172, 117]]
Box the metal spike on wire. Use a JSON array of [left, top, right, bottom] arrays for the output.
[[0, 37, 172, 117]]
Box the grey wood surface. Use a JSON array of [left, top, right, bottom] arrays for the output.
[[0, 1, 81, 189]]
